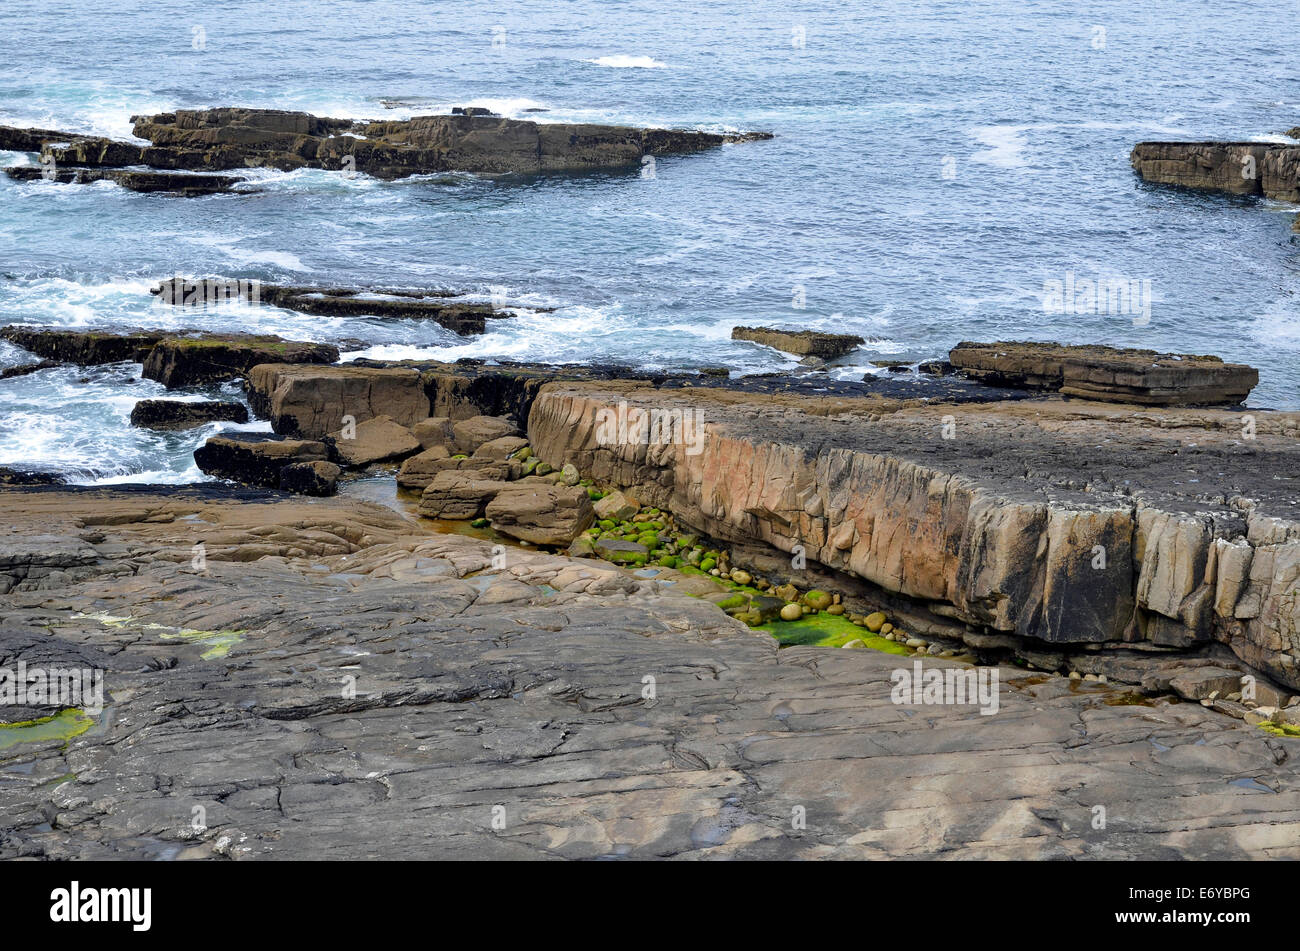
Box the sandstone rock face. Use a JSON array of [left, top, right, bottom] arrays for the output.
[[127, 107, 771, 179], [1130, 141, 1300, 201], [418, 472, 510, 519], [485, 484, 595, 545], [473, 435, 529, 459], [3, 487, 1299, 860], [193, 433, 328, 488], [527, 381, 1300, 688], [325, 415, 421, 467], [401, 455, 518, 492], [0, 326, 163, 365], [453, 415, 522, 453], [279, 460, 341, 496], [949, 341, 1258, 406], [731, 326, 866, 359], [412, 417, 455, 449], [245, 364, 430, 437], [142, 335, 338, 388], [129, 399, 249, 430]]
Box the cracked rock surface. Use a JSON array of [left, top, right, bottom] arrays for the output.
[[2, 487, 1298, 859]]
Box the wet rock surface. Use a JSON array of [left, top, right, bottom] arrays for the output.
[[1, 487, 1298, 860], [3, 166, 243, 195], [193, 433, 329, 490], [130, 399, 250, 430]]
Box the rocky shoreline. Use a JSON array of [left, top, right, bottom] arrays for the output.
[[0, 106, 773, 195]]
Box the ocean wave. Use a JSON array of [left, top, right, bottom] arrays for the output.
[[584, 55, 668, 69]]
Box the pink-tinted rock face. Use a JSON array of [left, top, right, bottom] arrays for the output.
[[526, 381, 1300, 688]]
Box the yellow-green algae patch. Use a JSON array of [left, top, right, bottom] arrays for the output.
[[73, 612, 245, 659], [0, 709, 94, 752], [159, 628, 245, 659], [1257, 721, 1300, 738], [756, 611, 911, 653]]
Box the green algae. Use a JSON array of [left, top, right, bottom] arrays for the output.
[[159, 628, 246, 659], [0, 709, 94, 752], [756, 610, 911, 653], [74, 611, 244, 659], [1257, 721, 1300, 738]]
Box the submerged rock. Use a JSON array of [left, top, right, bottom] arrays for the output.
[[3, 166, 243, 195], [129, 399, 250, 430]]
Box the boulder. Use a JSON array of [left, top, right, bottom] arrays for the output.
[[0, 326, 164, 365], [279, 460, 341, 496], [453, 415, 521, 453], [485, 484, 595, 546], [949, 341, 1258, 406], [245, 364, 429, 437], [412, 417, 456, 450], [731, 326, 865, 359], [1168, 667, 1247, 702], [129, 399, 249, 430], [417, 472, 511, 519], [142, 334, 338, 388], [472, 435, 529, 460], [193, 433, 328, 488], [326, 415, 421, 467], [397, 452, 518, 491], [593, 490, 638, 521]]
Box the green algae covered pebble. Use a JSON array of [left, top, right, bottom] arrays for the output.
[[470, 517, 490, 528], [699, 557, 716, 572], [779, 603, 803, 622], [803, 590, 833, 610]]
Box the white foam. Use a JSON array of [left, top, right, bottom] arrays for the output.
[[584, 55, 668, 69]]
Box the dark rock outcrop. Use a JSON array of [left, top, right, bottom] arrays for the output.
[[278, 460, 341, 496], [949, 340, 1258, 406], [0, 326, 163, 365], [124, 107, 773, 179], [193, 433, 329, 488], [1130, 140, 1300, 202], [3, 166, 242, 195], [0, 124, 90, 152], [129, 399, 250, 430], [150, 278, 503, 336], [142, 335, 338, 388], [0, 359, 61, 379], [732, 326, 866, 359]]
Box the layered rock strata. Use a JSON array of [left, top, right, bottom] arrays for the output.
[[2, 486, 1298, 859], [949, 341, 1258, 406], [1130, 140, 1300, 201]]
